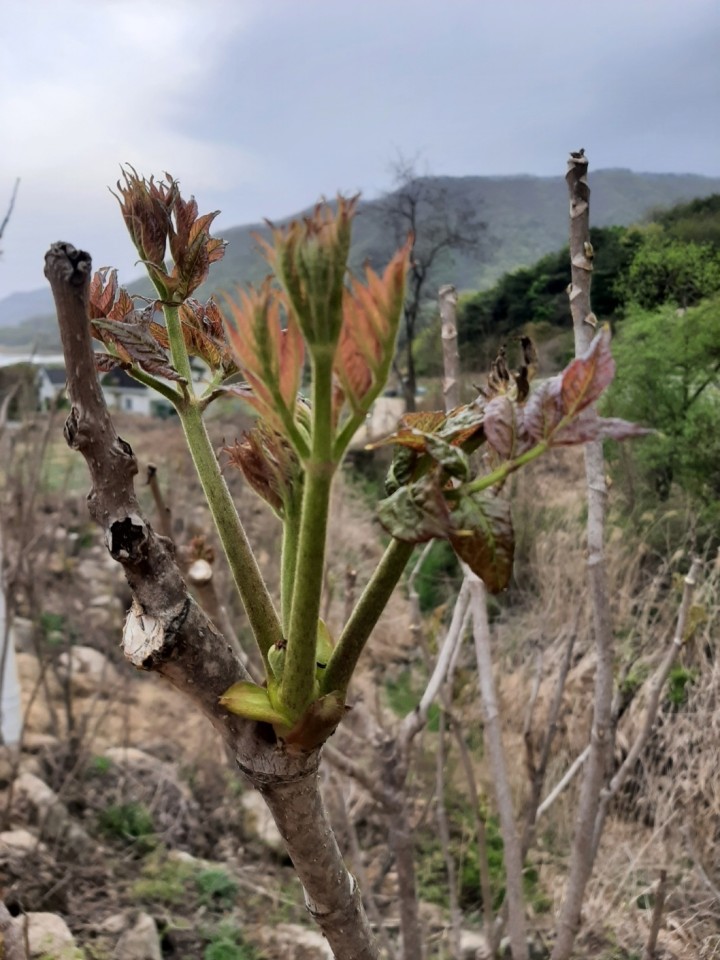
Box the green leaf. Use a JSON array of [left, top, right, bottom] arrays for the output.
[[316, 619, 334, 669], [219, 681, 293, 726], [449, 492, 514, 593], [377, 474, 452, 543], [423, 434, 471, 480], [384, 445, 420, 496]]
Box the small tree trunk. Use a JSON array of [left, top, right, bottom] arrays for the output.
[[404, 338, 417, 412], [551, 150, 614, 960], [382, 739, 424, 960]]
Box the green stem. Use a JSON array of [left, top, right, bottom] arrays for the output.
[[463, 440, 549, 495], [281, 350, 335, 715], [321, 537, 415, 697], [127, 365, 183, 406], [333, 409, 367, 461], [270, 391, 311, 460], [161, 302, 282, 669], [163, 304, 194, 388], [280, 501, 300, 634], [178, 402, 283, 669]]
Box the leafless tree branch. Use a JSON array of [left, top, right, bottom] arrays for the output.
[[0, 179, 20, 250]]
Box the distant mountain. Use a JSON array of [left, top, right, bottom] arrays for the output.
[[3, 169, 720, 347]]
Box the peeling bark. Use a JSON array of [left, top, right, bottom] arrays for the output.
[[45, 242, 379, 960], [551, 151, 614, 960]]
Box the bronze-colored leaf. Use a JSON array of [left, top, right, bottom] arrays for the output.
[[438, 402, 486, 447], [522, 377, 563, 442], [93, 318, 185, 383], [483, 395, 517, 459], [89, 267, 118, 319], [561, 325, 615, 416], [449, 492, 514, 593], [94, 353, 128, 374], [553, 410, 652, 445]]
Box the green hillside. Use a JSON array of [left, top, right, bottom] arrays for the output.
[[2, 169, 720, 350], [190, 169, 720, 296]]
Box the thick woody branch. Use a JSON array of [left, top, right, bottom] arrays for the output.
[[44, 243, 250, 736]]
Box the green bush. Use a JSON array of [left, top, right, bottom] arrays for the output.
[[415, 798, 549, 915], [203, 924, 260, 960], [667, 666, 697, 708], [132, 851, 194, 905], [196, 868, 240, 908], [98, 802, 155, 848], [385, 669, 440, 732], [86, 755, 113, 778], [415, 540, 461, 613]]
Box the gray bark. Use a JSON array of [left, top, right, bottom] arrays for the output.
[[551, 150, 614, 960]]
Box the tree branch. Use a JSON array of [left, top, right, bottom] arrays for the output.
[[0, 179, 19, 247]]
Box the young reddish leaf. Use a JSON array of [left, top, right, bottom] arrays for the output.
[[225, 423, 300, 516], [89, 267, 119, 319], [94, 353, 128, 374], [335, 240, 410, 412], [368, 411, 446, 451], [561, 325, 615, 416], [170, 203, 225, 298], [522, 377, 563, 442], [93, 318, 185, 382], [113, 167, 175, 270], [483, 395, 518, 459], [178, 301, 227, 372], [219, 681, 293, 726], [553, 410, 652, 445], [106, 289, 136, 323], [438, 402, 486, 447], [275, 309, 305, 411], [222, 282, 304, 433], [449, 493, 514, 594], [377, 474, 452, 543]]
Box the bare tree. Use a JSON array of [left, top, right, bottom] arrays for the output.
[[0, 179, 20, 255], [381, 157, 484, 411]]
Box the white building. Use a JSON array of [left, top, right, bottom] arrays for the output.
[[100, 368, 175, 418], [37, 366, 68, 408]]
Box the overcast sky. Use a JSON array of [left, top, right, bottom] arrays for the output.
[[1, 0, 719, 299]]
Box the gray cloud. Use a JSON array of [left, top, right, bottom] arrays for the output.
[[1, 0, 718, 298]]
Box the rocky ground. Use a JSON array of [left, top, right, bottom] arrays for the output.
[[1, 414, 718, 959]]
